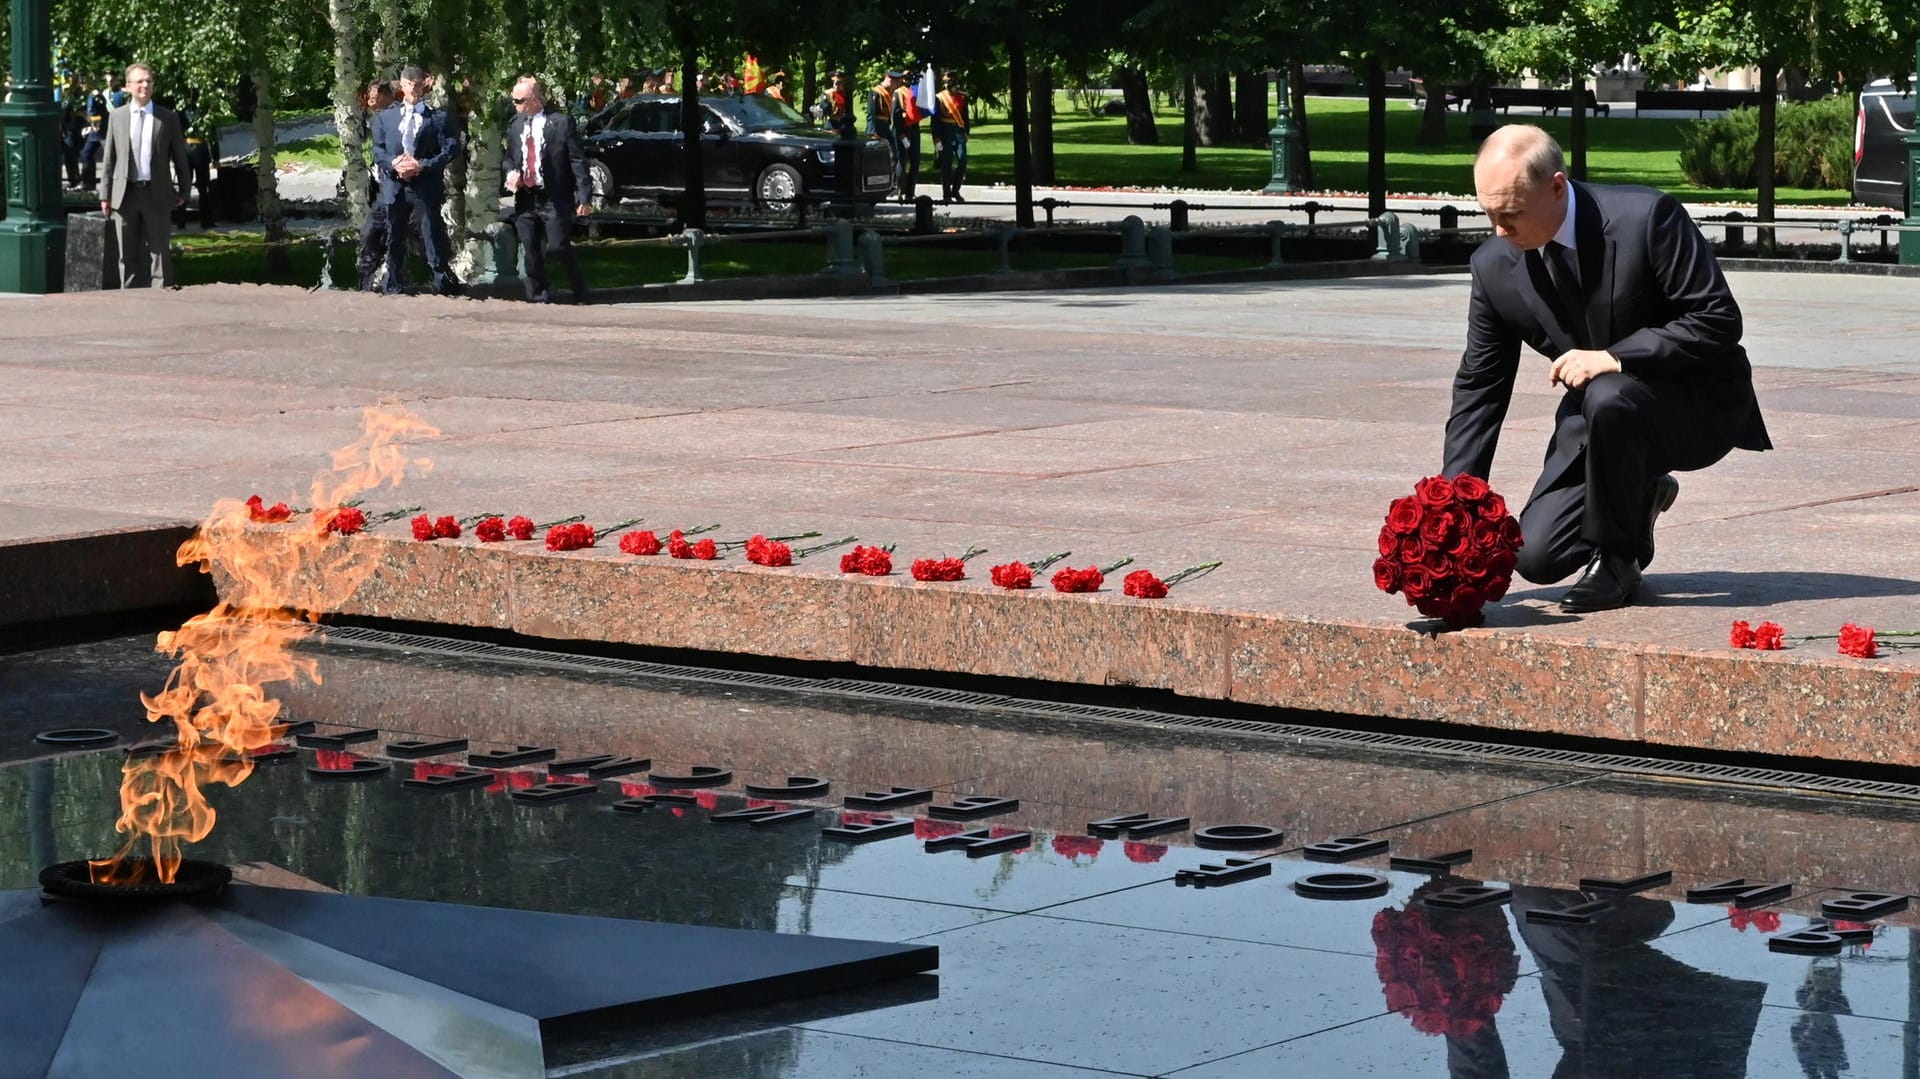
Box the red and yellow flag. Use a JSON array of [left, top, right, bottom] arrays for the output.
[[742, 54, 764, 94]]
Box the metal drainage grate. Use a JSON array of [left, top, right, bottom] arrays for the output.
[[314, 624, 1920, 804]]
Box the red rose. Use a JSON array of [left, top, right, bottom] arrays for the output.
[[1488, 549, 1518, 577], [840, 545, 892, 575], [507, 515, 535, 540], [691, 538, 717, 560], [1754, 621, 1785, 650], [1373, 557, 1402, 594], [1397, 535, 1426, 565], [410, 514, 435, 541], [325, 506, 367, 535], [1378, 527, 1400, 557], [621, 530, 662, 555], [749, 536, 793, 566], [1401, 565, 1432, 600], [1386, 496, 1424, 535], [433, 515, 460, 539], [1452, 474, 1490, 502], [1838, 623, 1878, 658], [1478, 492, 1508, 520], [1421, 546, 1450, 575], [475, 516, 507, 542], [1419, 511, 1456, 550], [1729, 620, 1755, 649], [1122, 569, 1168, 598], [1459, 550, 1492, 583], [1415, 475, 1455, 509], [1051, 566, 1104, 593], [990, 561, 1034, 589], [1451, 584, 1485, 615], [1497, 516, 1522, 546], [1484, 575, 1511, 602], [911, 556, 967, 581], [1471, 519, 1504, 552]]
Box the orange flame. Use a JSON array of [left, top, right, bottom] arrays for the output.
[[91, 407, 438, 885]]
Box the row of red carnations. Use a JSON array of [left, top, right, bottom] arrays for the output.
[[248, 496, 1219, 597], [1731, 619, 1916, 659]]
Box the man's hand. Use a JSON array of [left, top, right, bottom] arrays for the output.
[[1549, 349, 1623, 390], [393, 154, 421, 180], [575, 204, 591, 218], [503, 170, 520, 191]]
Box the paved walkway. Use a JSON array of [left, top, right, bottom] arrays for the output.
[[0, 268, 1915, 761]]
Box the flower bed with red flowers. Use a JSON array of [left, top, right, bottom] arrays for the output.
[[1374, 474, 1521, 625]]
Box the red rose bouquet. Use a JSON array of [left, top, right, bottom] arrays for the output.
[[1371, 881, 1520, 1039], [1374, 474, 1521, 625]]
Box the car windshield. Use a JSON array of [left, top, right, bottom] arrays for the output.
[[721, 93, 808, 131]]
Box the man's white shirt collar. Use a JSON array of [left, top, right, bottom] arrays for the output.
[[1553, 180, 1579, 250]]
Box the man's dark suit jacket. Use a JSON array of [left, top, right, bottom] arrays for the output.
[[370, 101, 461, 205], [1443, 181, 1771, 506], [97, 101, 191, 210], [503, 110, 592, 215]]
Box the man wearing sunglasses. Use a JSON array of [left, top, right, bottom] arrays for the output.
[[502, 76, 592, 303]]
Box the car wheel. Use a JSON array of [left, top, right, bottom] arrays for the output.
[[755, 163, 802, 214], [588, 160, 614, 210]]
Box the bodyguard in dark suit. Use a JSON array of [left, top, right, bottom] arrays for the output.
[[371, 65, 462, 296], [1444, 125, 1770, 612], [502, 76, 591, 303], [356, 79, 396, 291], [97, 63, 191, 289]]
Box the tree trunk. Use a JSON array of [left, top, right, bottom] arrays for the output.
[[371, 0, 398, 75], [1366, 56, 1386, 217], [1569, 72, 1587, 181], [1029, 63, 1055, 184], [1009, 34, 1034, 227], [802, 55, 817, 121], [1417, 74, 1449, 144], [1181, 72, 1197, 171], [1288, 61, 1314, 189], [1756, 57, 1778, 252], [1116, 65, 1157, 145], [459, 84, 505, 281], [245, 24, 288, 275], [1234, 71, 1268, 144], [329, 0, 366, 230], [1192, 71, 1227, 146], [680, 44, 706, 230]]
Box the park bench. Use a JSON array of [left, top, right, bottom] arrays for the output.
[[1487, 87, 1610, 117], [1634, 88, 1767, 116]]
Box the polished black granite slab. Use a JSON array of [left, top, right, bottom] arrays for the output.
[[3, 632, 1917, 1077]]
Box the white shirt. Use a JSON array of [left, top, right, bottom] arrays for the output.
[[400, 105, 422, 157], [524, 113, 547, 186], [131, 104, 153, 182]]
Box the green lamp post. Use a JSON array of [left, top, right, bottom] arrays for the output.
[[1264, 69, 1301, 195], [1904, 40, 1920, 265], [0, 0, 67, 292]]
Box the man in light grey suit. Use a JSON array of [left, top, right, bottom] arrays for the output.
[[97, 63, 191, 288]]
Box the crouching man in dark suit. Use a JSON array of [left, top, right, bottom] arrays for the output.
[[502, 75, 591, 303], [1443, 125, 1771, 612]]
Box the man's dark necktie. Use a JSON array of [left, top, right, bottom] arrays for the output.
[[1541, 240, 1586, 346]]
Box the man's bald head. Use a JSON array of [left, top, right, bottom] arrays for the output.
[[1473, 124, 1569, 251]]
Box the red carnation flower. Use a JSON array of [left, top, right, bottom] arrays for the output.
[[325, 506, 367, 535], [990, 561, 1034, 589], [1730, 620, 1756, 649], [621, 530, 663, 555], [1122, 569, 1168, 598], [410, 514, 435, 541], [746, 535, 794, 567], [1838, 623, 1878, 658], [911, 557, 966, 581], [1123, 840, 1167, 864], [475, 516, 507, 543], [1754, 621, 1785, 650], [246, 495, 291, 522], [840, 545, 893, 575], [1051, 834, 1104, 861], [1051, 566, 1104, 593], [433, 515, 460, 539], [507, 515, 536, 541], [546, 523, 596, 551], [691, 538, 717, 559]]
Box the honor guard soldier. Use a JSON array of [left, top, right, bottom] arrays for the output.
[[932, 71, 970, 203]]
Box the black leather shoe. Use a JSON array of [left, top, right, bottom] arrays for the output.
[[1639, 474, 1679, 570], [1561, 549, 1642, 612]]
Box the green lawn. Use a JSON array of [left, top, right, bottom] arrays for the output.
[[963, 95, 1850, 206]]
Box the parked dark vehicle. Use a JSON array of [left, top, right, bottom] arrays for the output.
[[585, 93, 894, 211], [1854, 77, 1914, 212]]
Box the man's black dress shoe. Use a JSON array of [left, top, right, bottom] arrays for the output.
[[1562, 548, 1642, 612], [1639, 474, 1679, 570]]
